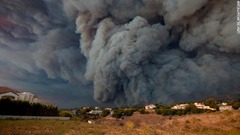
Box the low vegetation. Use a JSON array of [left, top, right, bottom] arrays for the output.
[[0, 111, 239, 135], [0, 98, 59, 116], [156, 103, 214, 116], [111, 108, 137, 118], [71, 98, 240, 121], [1, 97, 240, 134], [232, 101, 240, 109], [59, 110, 74, 118]]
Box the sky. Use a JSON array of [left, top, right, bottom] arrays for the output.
[[0, 0, 239, 108]]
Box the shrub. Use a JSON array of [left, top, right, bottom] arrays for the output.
[[125, 110, 134, 116], [79, 108, 90, 115], [112, 109, 124, 118], [125, 121, 135, 129], [232, 102, 240, 110], [101, 110, 110, 117], [156, 109, 176, 116], [0, 98, 59, 116], [139, 109, 149, 114], [204, 98, 218, 109], [111, 108, 136, 118], [229, 118, 237, 123], [59, 110, 73, 118]]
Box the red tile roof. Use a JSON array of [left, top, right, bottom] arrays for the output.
[[0, 86, 19, 94]]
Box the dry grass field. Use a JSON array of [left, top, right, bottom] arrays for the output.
[[0, 111, 240, 135]]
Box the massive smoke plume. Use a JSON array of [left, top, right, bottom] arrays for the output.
[[67, 0, 240, 106], [0, 0, 92, 108], [0, 0, 239, 107]]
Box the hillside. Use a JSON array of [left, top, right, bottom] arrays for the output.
[[96, 111, 240, 135], [0, 111, 239, 135]]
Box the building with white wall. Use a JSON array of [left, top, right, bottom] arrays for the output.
[[171, 104, 189, 110], [219, 103, 233, 111], [18, 92, 38, 103], [145, 104, 156, 110], [0, 86, 19, 100], [194, 102, 216, 110], [0, 91, 19, 100], [0, 86, 38, 103]]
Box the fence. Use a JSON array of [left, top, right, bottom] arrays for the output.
[[0, 115, 70, 120]]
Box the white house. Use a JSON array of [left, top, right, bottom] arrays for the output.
[[0, 91, 19, 100], [81, 106, 90, 110], [18, 92, 38, 103], [171, 104, 189, 110], [219, 105, 233, 111], [194, 103, 215, 110], [89, 110, 103, 115], [0, 86, 19, 100], [105, 108, 112, 111], [0, 86, 38, 103], [221, 102, 228, 106], [145, 104, 156, 110]]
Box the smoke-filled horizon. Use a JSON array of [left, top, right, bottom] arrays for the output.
[[0, 0, 239, 107]]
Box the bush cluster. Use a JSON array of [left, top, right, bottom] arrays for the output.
[[101, 110, 110, 117], [156, 104, 214, 116], [0, 98, 59, 116], [59, 110, 73, 117], [139, 108, 149, 114], [112, 108, 136, 118], [232, 101, 240, 109]]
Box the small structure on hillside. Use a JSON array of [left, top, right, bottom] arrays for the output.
[[194, 103, 215, 110], [145, 104, 156, 110], [221, 102, 227, 106], [89, 110, 103, 115], [110, 110, 114, 116], [219, 105, 233, 111], [81, 106, 90, 110], [105, 108, 112, 111], [171, 104, 189, 110]]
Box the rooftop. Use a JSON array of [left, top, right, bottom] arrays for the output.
[[0, 86, 19, 95]]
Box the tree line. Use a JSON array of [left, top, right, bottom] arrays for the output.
[[0, 98, 59, 116]]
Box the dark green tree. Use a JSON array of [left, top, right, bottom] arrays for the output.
[[101, 110, 110, 117]]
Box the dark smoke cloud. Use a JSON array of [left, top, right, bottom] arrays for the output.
[[0, 0, 87, 83], [0, 0, 239, 107], [0, 0, 93, 108], [69, 0, 240, 106]]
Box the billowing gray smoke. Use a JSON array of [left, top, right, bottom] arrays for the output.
[[0, 0, 239, 107], [65, 0, 240, 106], [0, 0, 91, 107], [0, 0, 87, 84]]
